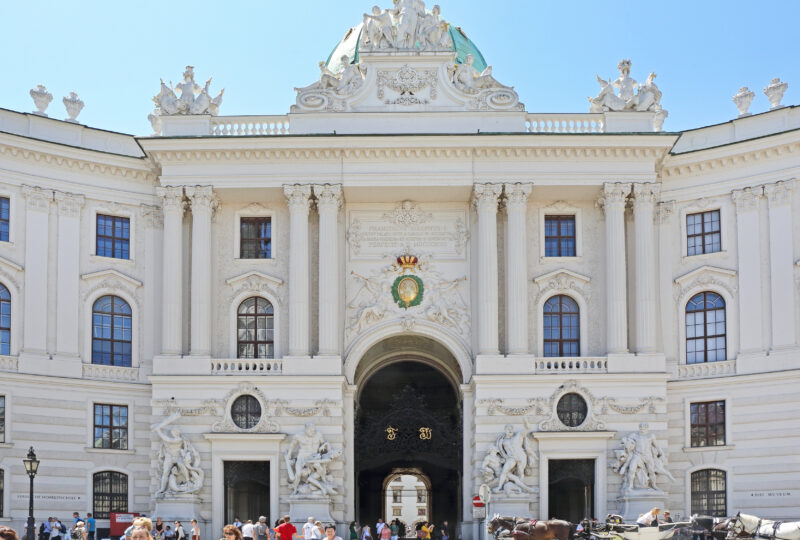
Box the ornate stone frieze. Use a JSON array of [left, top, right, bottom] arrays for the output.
[[82, 363, 138, 381], [21, 185, 53, 211], [764, 180, 793, 207], [186, 185, 219, 214], [53, 191, 85, 217], [156, 186, 186, 213], [272, 398, 338, 417], [503, 183, 532, 209], [284, 184, 313, 213], [479, 398, 546, 417], [140, 204, 164, 228], [315, 184, 344, 210], [377, 65, 438, 105], [732, 186, 763, 213], [382, 201, 432, 226], [153, 398, 223, 417]]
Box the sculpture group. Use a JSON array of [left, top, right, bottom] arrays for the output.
[[612, 422, 675, 493], [480, 422, 537, 495], [285, 423, 342, 497], [589, 59, 667, 127], [149, 66, 224, 132], [362, 1, 453, 50], [153, 413, 205, 497]]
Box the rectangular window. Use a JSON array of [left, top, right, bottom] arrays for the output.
[[0, 197, 9, 242], [687, 210, 721, 256], [392, 490, 401, 503], [544, 215, 576, 257], [93, 404, 128, 450], [240, 217, 271, 259], [0, 395, 4, 444], [96, 215, 130, 259], [690, 400, 725, 447], [416, 489, 426, 503]]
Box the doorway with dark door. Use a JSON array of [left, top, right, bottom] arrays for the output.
[[224, 461, 270, 524], [548, 459, 594, 523]]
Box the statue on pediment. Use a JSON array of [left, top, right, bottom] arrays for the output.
[[451, 54, 509, 94], [363, 5, 395, 49], [589, 59, 665, 115]]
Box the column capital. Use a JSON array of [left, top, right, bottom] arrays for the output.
[[156, 186, 186, 213], [503, 182, 533, 210], [186, 185, 219, 214], [314, 183, 344, 211], [472, 183, 503, 211], [21, 185, 53, 212], [732, 186, 763, 213], [140, 204, 164, 228], [764, 180, 793, 208], [53, 191, 85, 217], [598, 182, 631, 210], [632, 183, 661, 208], [284, 184, 313, 213], [655, 200, 676, 224]]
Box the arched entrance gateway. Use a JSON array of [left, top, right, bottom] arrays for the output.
[[352, 335, 464, 535]]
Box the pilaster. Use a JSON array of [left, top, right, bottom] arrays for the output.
[[54, 191, 85, 357], [156, 186, 186, 356], [503, 183, 532, 355], [472, 183, 502, 355], [186, 186, 219, 357], [764, 181, 796, 349], [632, 183, 659, 354], [21, 185, 53, 354], [284, 184, 313, 357], [599, 182, 631, 354], [141, 204, 164, 363], [315, 184, 343, 356], [732, 186, 764, 354]]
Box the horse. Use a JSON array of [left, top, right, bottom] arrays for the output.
[[727, 513, 800, 540], [487, 515, 572, 540], [691, 516, 731, 540]]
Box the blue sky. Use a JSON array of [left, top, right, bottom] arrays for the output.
[[1, 0, 798, 135]]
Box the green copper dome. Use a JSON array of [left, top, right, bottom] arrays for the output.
[[324, 23, 488, 74]]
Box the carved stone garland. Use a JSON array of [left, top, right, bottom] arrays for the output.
[[377, 65, 438, 105]]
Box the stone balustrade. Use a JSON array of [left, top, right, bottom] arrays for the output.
[[0, 355, 18, 372], [534, 357, 608, 374], [674, 360, 736, 379], [210, 115, 290, 136], [210, 359, 283, 374], [526, 113, 605, 133]]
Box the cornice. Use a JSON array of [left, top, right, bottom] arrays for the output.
[[146, 145, 668, 164], [0, 135, 158, 184], [663, 138, 800, 179]]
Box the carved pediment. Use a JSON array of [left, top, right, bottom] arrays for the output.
[[81, 268, 143, 288], [226, 271, 286, 305], [673, 265, 737, 300], [533, 269, 591, 304]]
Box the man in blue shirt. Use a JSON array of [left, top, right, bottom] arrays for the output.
[[86, 514, 96, 540]]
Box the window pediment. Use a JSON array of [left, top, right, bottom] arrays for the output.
[[533, 269, 591, 305], [81, 269, 143, 288], [673, 265, 736, 301]]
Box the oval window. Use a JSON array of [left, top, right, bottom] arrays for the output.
[[556, 393, 588, 427]]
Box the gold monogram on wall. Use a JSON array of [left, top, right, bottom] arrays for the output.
[[418, 427, 433, 440], [386, 426, 398, 440]]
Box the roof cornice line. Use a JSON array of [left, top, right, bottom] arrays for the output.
[[662, 140, 800, 178]]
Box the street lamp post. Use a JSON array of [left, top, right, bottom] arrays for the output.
[[23, 447, 40, 540]]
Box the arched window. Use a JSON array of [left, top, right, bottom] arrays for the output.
[[686, 292, 726, 364], [691, 469, 726, 517], [237, 297, 274, 359], [92, 296, 132, 367], [0, 283, 10, 356], [543, 295, 579, 357], [92, 471, 128, 519]]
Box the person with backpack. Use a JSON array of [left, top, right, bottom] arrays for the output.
[[70, 522, 86, 540], [254, 517, 269, 540]]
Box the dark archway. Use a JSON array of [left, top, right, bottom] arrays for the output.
[[356, 360, 462, 534]]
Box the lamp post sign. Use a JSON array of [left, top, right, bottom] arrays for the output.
[[478, 483, 491, 540]]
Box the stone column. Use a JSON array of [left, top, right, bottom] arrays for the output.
[[600, 182, 631, 354], [315, 184, 343, 356], [632, 183, 659, 354], [732, 186, 764, 353], [284, 184, 312, 357], [473, 184, 502, 355], [54, 191, 84, 357], [156, 186, 186, 356], [504, 183, 532, 355], [140, 204, 164, 362], [764, 181, 796, 349], [21, 186, 53, 354], [186, 186, 218, 357]]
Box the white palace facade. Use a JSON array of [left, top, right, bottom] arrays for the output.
[[1, 3, 800, 539]]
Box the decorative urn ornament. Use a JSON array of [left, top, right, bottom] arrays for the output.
[[29, 85, 53, 116], [62, 92, 84, 123], [732, 87, 754, 117], [763, 78, 788, 109]]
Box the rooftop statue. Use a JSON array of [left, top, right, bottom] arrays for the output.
[[451, 54, 508, 94], [151, 66, 224, 119], [589, 59, 666, 115], [360, 0, 452, 51]]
